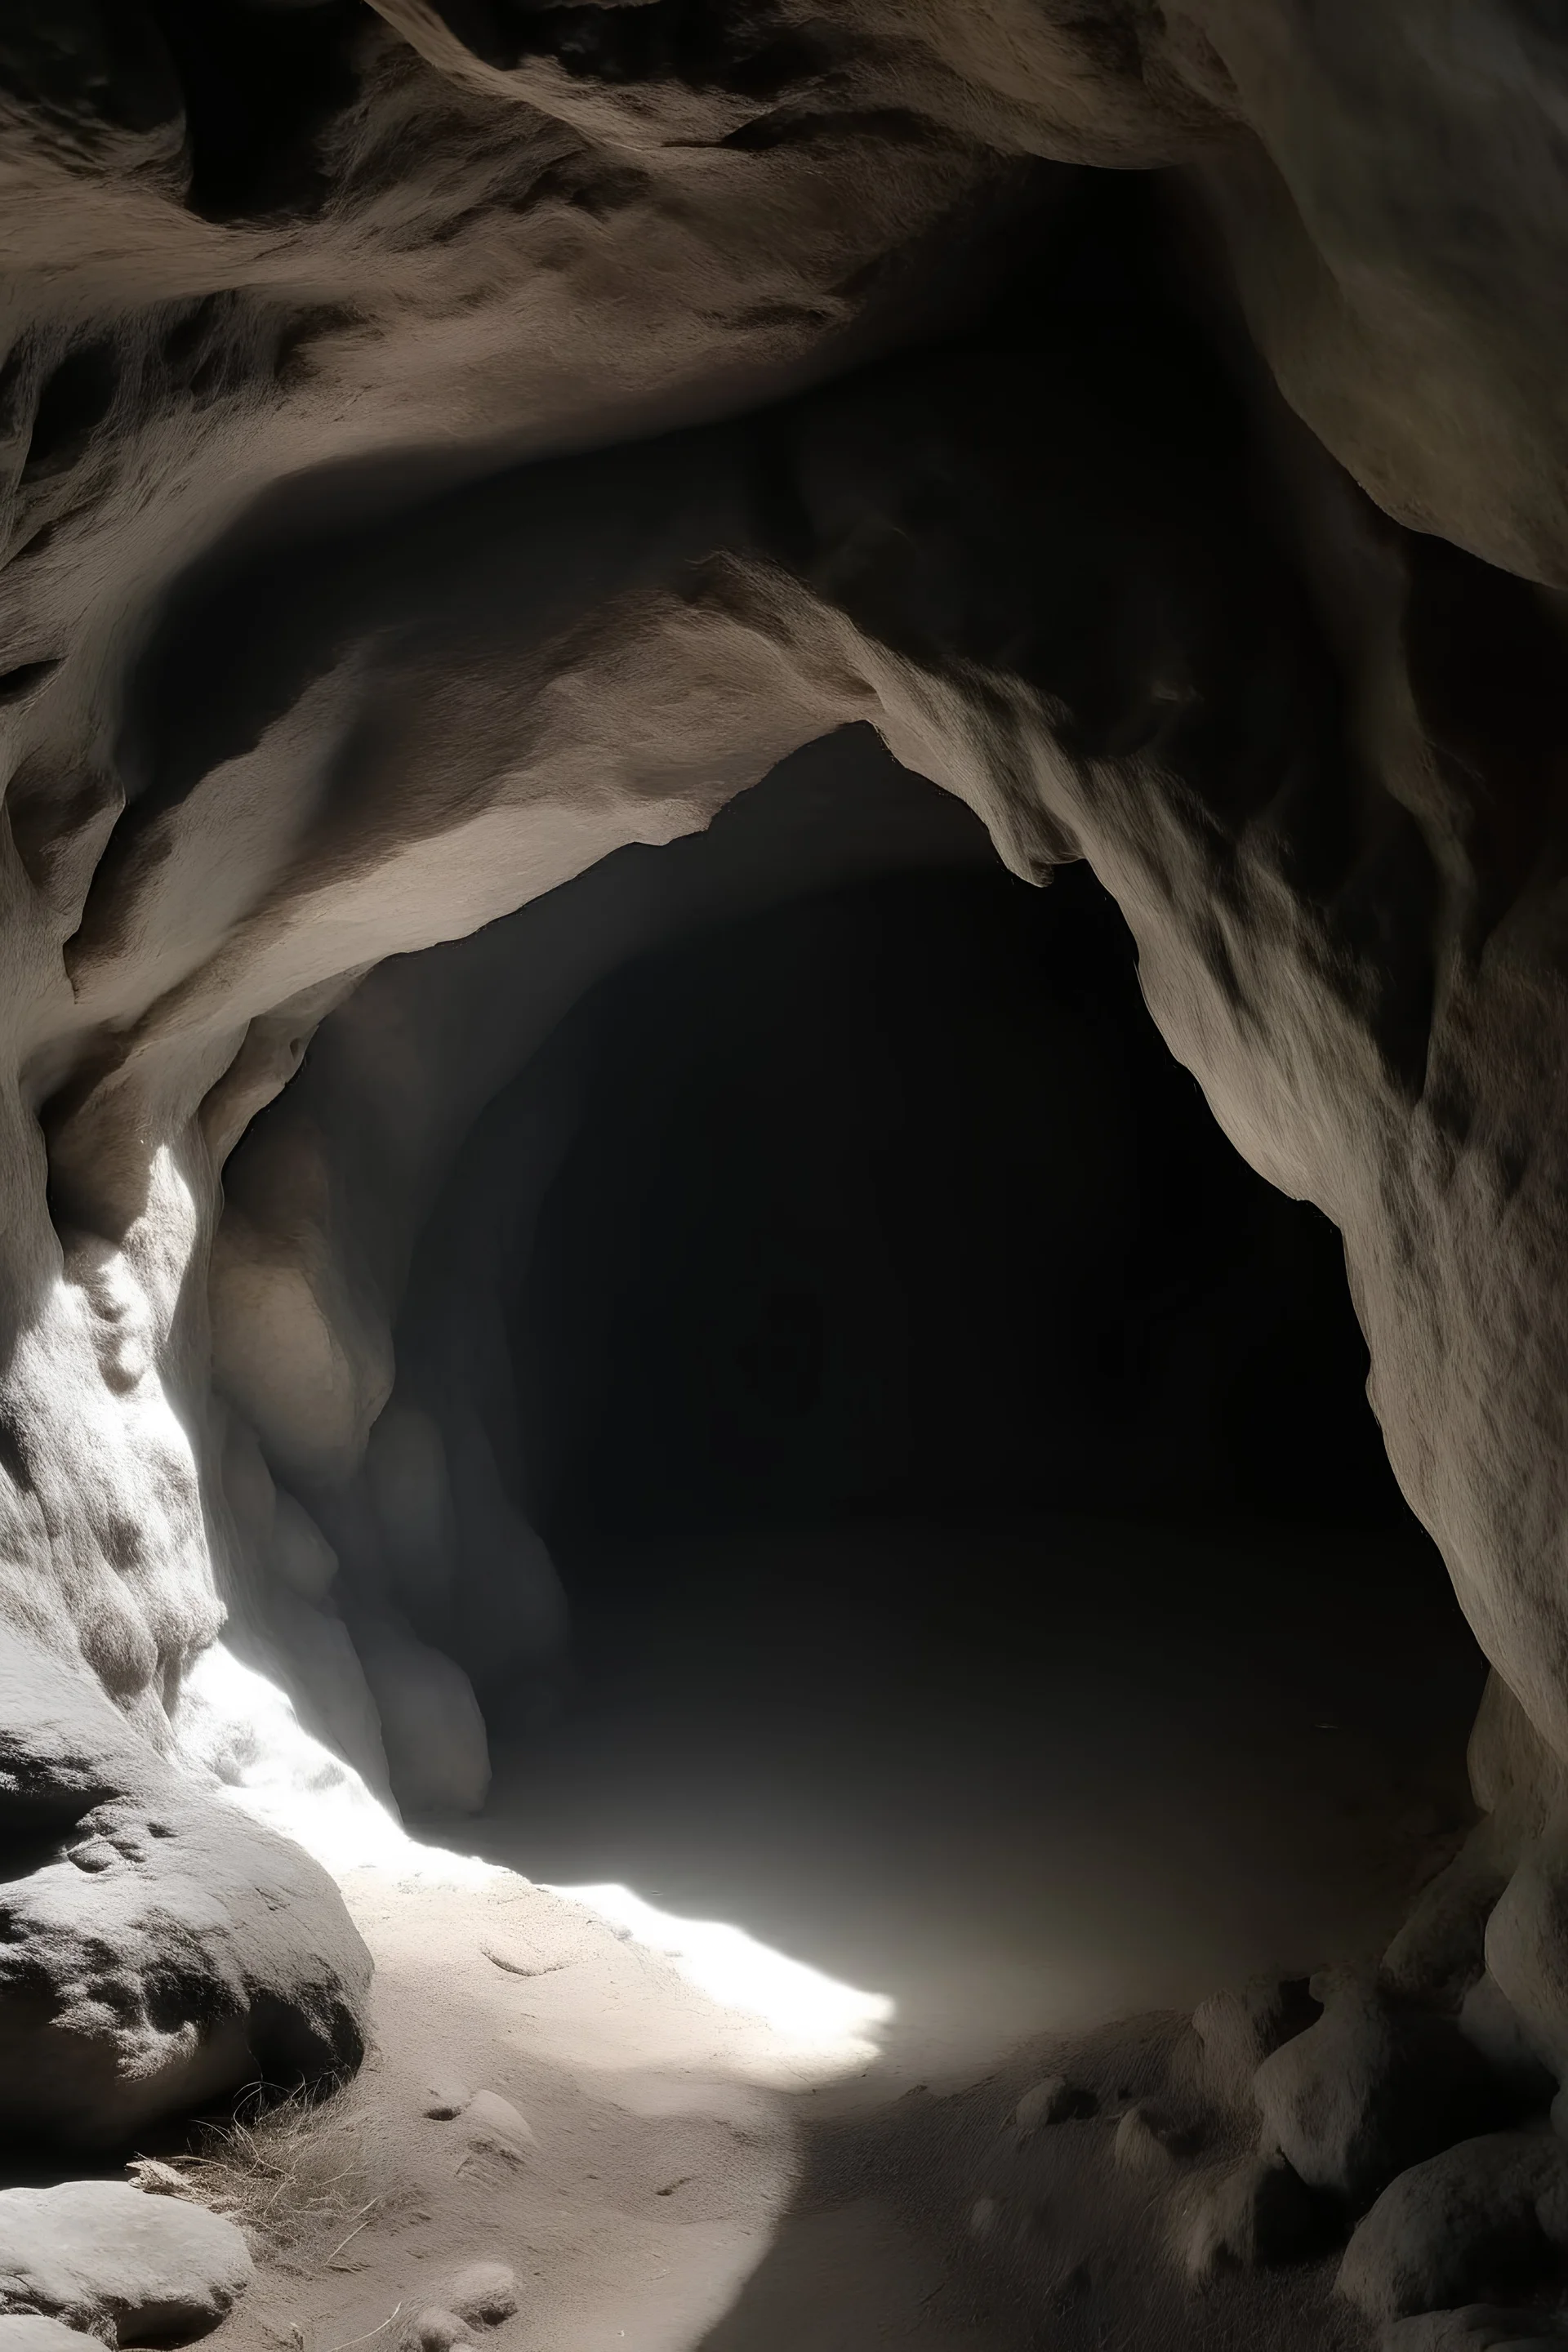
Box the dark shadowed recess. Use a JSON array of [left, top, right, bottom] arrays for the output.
[[513, 858, 1405, 1564], [470, 846, 1486, 2106], [145, 0, 365, 220]]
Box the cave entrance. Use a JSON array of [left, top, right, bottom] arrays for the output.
[[377, 730, 1486, 2085]]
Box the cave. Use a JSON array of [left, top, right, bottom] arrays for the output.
[[3, 8, 1568, 2351]]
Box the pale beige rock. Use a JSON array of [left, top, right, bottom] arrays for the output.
[[0, 2181, 252, 2341]]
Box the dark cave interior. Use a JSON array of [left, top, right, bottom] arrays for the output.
[[353, 741, 1486, 2091], [515, 855, 1402, 1557]]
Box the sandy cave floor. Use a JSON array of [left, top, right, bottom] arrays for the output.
[[205, 1511, 1486, 2352]]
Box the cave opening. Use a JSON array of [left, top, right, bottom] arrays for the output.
[[336, 728, 1488, 2091]]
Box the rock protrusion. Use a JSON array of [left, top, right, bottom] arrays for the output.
[[0, 1633, 371, 2150], [409, 2312, 472, 2352], [460, 2092, 535, 2158], [1192, 1976, 1321, 2105], [1338, 2129, 1568, 2323], [445, 2264, 519, 2328], [1182, 2154, 1326, 2278], [1254, 1971, 1516, 2207], [0, 2180, 252, 2341], [0, 2321, 110, 2351], [1112, 2102, 1197, 2175]]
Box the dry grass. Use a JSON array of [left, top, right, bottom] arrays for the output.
[[130, 2082, 403, 2268]]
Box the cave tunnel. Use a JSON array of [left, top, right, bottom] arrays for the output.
[[246, 725, 1486, 2118], [7, 11, 1568, 2350]]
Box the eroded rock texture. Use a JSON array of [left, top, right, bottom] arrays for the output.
[[2, 11, 1568, 2323]]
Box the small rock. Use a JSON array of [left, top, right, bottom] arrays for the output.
[[0, 2180, 252, 2341], [0, 2323, 107, 2351], [446, 2263, 519, 2328], [123, 2159, 195, 2199], [1014, 2075, 1098, 2132], [1114, 2102, 1196, 2175], [968, 2198, 999, 2240], [410, 2310, 472, 2352], [1193, 1977, 1320, 2105], [422, 2079, 472, 2122], [1183, 2154, 1325, 2277], [461, 2091, 535, 2158]]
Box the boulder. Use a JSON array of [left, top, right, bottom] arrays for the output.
[[1254, 1971, 1514, 2207], [1338, 2130, 1568, 2323], [0, 2181, 252, 2342], [0, 2323, 107, 2352], [0, 1632, 372, 2150]]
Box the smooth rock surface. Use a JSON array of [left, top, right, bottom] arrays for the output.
[[1255, 1973, 1512, 2207], [0, 2323, 105, 2352], [0, 2181, 252, 2342], [444, 2263, 518, 2327], [1339, 2132, 1568, 2323], [1192, 1977, 1320, 2107]]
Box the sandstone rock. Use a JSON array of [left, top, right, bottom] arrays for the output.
[[1192, 1977, 1320, 2106], [1182, 2154, 1325, 2278], [1338, 2130, 1568, 2323], [0, 1633, 370, 2150], [0, 2322, 107, 2352], [1254, 1972, 1513, 2207], [0, 2180, 252, 2341]]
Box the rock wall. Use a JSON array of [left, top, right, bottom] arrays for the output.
[[2, 0, 1567, 2233]]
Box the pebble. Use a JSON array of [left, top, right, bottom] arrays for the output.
[[1013, 2075, 1098, 2132], [446, 2263, 519, 2327], [411, 2310, 473, 2351]]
